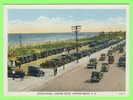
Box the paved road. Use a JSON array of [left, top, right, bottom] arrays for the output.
[[8, 42, 126, 92], [32, 48, 125, 92]]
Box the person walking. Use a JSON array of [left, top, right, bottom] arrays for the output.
[[20, 69, 25, 81], [54, 67, 57, 76]]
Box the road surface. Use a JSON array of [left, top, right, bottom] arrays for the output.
[[32, 48, 125, 92]]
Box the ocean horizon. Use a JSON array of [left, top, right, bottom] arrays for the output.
[[8, 32, 98, 46]]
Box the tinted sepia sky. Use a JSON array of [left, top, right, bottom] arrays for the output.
[[8, 9, 126, 33]]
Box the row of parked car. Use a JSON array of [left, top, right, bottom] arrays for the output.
[[117, 42, 126, 68], [89, 39, 112, 47], [111, 41, 125, 52], [10, 38, 122, 67], [8, 38, 125, 78], [110, 41, 126, 68], [40, 38, 124, 69]]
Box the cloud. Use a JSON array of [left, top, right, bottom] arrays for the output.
[[8, 16, 126, 33]]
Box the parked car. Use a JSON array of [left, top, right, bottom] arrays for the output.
[[118, 56, 126, 67], [56, 56, 68, 64], [40, 60, 56, 68], [101, 63, 109, 72], [73, 53, 83, 59], [81, 50, 88, 57], [32, 53, 38, 60], [40, 51, 48, 58], [65, 54, 77, 62], [108, 55, 114, 64], [28, 66, 44, 77], [107, 50, 113, 56], [119, 47, 124, 53], [17, 56, 25, 64], [87, 58, 97, 69], [8, 70, 25, 78], [90, 71, 103, 82], [99, 53, 106, 61], [52, 58, 65, 66], [89, 40, 97, 47]]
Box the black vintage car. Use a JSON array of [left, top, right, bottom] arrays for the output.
[[90, 71, 103, 82], [100, 63, 109, 72], [119, 47, 124, 53], [52, 58, 65, 66], [28, 66, 45, 77], [107, 50, 113, 56], [64, 54, 77, 62], [87, 58, 97, 69], [118, 56, 126, 67], [17, 56, 25, 64], [40, 51, 48, 58], [8, 69, 25, 78], [40, 60, 57, 68], [56, 56, 68, 64], [89, 42, 97, 47], [99, 53, 106, 61]]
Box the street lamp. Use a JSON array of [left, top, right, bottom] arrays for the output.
[[71, 25, 81, 63]]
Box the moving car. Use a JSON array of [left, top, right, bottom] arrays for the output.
[[101, 63, 109, 72], [108, 55, 114, 64], [87, 58, 97, 69], [90, 71, 103, 82], [99, 53, 106, 61]]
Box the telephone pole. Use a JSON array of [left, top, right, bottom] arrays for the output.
[[72, 25, 81, 63]]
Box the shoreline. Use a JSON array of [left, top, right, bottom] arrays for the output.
[[8, 36, 90, 51], [8, 33, 98, 49], [8, 33, 125, 57]]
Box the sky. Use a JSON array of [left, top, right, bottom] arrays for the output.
[[8, 9, 127, 33]]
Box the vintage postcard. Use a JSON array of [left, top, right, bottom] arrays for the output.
[[4, 5, 129, 96]]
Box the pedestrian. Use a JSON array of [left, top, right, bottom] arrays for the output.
[[63, 65, 65, 70], [15, 60, 21, 69], [12, 61, 16, 68], [54, 67, 57, 76], [18, 62, 21, 69]]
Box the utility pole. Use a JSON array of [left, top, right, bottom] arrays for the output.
[[72, 25, 81, 63]]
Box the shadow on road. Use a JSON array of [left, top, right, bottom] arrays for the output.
[[84, 80, 98, 84]]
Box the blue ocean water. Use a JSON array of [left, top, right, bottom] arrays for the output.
[[8, 32, 98, 46]]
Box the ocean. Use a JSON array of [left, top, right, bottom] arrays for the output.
[[8, 32, 98, 46]]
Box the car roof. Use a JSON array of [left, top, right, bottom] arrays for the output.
[[29, 65, 40, 68]]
